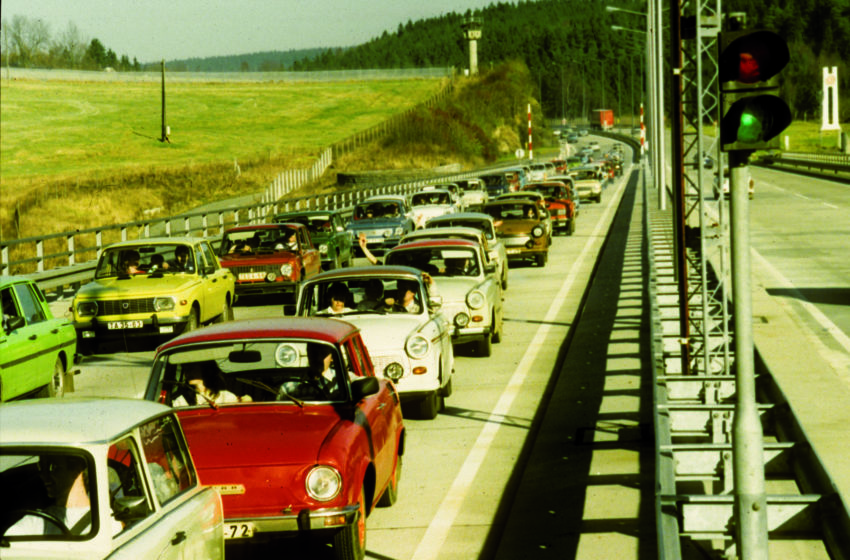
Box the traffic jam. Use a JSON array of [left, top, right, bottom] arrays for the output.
[[0, 141, 628, 560]]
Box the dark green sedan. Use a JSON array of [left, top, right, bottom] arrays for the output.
[[274, 210, 354, 270]]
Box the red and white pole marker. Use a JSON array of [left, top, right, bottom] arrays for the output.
[[639, 102, 646, 155], [527, 103, 533, 160]]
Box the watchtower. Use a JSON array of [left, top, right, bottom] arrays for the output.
[[461, 17, 483, 76]]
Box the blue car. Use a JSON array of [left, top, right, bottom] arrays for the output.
[[480, 173, 510, 198], [346, 195, 416, 254]]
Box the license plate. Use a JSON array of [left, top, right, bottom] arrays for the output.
[[224, 522, 254, 539], [238, 272, 266, 281], [107, 320, 143, 330], [506, 248, 521, 255]]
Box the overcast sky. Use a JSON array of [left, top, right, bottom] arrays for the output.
[[2, 0, 503, 63]]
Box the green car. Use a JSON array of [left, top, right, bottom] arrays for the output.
[[0, 276, 78, 401], [274, 210, 354, 270]]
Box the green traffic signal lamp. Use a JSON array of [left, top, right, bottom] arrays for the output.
[[719, 29, 791, 152]]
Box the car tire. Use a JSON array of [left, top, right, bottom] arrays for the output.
[[214, 298, 234, 323], [492, 313, 502, 344], [568, 219, 575, 236], [416, 391, 440, 420], [334, 487, 367, 560], [535, 253, 547, 267], [376, 455, 401, 508], [39, 357, 66, 399], [183, 308, 199, 334], [501, 270, 508, 290], [477, 332, 492, 357]]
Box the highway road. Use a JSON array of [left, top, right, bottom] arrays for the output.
[[44, 140, 850, 558]]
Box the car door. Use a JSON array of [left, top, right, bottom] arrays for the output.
[[0, 281, 60, 400], [298, 228, 321, 278], [198, 242, 230, 322]]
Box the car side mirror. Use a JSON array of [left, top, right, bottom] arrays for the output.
[[4, 315, 26, 334], [282, 303, 297, 316], [204, 266, 215, 276], [484, 262, 497, 274], [351, 377, 380, 401], [428, 295, 443, 311], [113, 496, 151, 523]]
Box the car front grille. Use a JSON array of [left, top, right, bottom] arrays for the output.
[[100, 298, 156, 315], [228, 265, 281, 275]]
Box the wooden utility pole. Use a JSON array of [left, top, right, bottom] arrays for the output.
[[160, 60, 170, 143]]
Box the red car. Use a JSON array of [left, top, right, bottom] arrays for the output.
[[218, 223, 321, 296], [143, 318, 405, 560], [523, 182, 578, 236]]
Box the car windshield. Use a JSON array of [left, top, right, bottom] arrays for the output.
[[573, 170, 597, 181], [220, 227, 298, 255], [412, 192, 451, 206], [484, 204, 539, 221], [303, 277, 428, 316], [95, 245, 195, 278], [154, 341, 353, 405], [1, 450, 97, 540], [387, 248, 480, 278], [528, 186, 565, 199], [354, 201, 402, 220], [428, 219, 494, 240], [279, 215, 333, 236]]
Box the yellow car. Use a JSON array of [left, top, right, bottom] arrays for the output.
[[72, 237, 235, 353]]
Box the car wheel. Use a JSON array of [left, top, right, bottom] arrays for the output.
[[183, 308, 199, 333], [535, 253, 547, 267], [417, 391, 440, 420], [333, 487, 366, 560], [501, 269, 508, 290], [214, 298, 234, 323], [377, 455, 402, 508], [39, 357, 66, 398], [568, 219, 575, 236], [477, 332, 492, 357], [492, 313, 502, 344]]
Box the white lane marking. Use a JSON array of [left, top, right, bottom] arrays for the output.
[[751, 249, 850, 380], [410, 167, 632, 560]]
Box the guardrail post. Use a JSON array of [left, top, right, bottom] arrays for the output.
[[144, 223, 151, 238], [218, 212, 225, 234], [202, 214, 209, 237], [183, 216, 190, 236], [96, 231, 103, 254], [165, 219, 171, 236], [121, 227, 128, 242], [36, 240, 45, 272], [1, 246, 9, 275], [67, 235, 76, 266]]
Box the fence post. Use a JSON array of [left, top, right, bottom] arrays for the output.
[[183, 216, 191, 236], [36, 240, 44, 272], [121, 227, 128, 242], [67, 235, 76, 266]]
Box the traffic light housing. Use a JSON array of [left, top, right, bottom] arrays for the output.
[[719, 29, 791, 152]]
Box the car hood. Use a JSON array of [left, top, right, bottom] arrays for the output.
[[75, 275, 201, 298], [177, 406, 342, 469], [497, 221, 539, 235], [431, 276, 482, 302], [337, 314, 426, 351], [219, 252, 299, 266], [347, 218, 405, 230]]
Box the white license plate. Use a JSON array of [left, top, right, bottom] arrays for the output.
[[506, 248, 522, 255], [224, 522, 255, 539], [238, 272, 266, 281], [107, 320, 143, 330]]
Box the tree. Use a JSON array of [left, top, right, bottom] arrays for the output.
[[84, 38, 106, 69]]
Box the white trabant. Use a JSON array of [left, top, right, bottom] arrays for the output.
[[0, 398, 224, 559], [386, 239, 504, 357], [423, 212, 509, 291], [294, 266, 454, 420], [410, 188, 458, 229]]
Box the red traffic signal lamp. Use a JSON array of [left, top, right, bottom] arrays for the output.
[[719, 29, 791, 152]]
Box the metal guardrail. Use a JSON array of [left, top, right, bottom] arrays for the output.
[[757, 151, 850, 179]]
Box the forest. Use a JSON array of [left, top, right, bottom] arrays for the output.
[[2, 0, 848, 121]]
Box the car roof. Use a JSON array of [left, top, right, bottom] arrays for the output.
[[427, 211, 494, 223], [306, 265, 424, 283], [224, 223, 304, 233], [156, 317, 359, 354], [274, 210, 339, 219], [413, 188, 451, 195], [389, 239, 477, 250], [0, 398, 172, 445], [404, 226, 484, 240], [103, 237, 202, 249], [361, 195, 407, 203]]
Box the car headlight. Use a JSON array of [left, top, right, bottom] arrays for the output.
[[76, 300, 98, 317], [319, 244, 328, 255], [384, 362, 404, 380], [306, 466, 341, 501], [466, 290, 485, 309], [280, 263, 293, 277], [275, 344, 299, 367], [153, 297, 176, 312], [454, 313, 470, 328], [405, 335, 430, 359], [531, 226, 544, 238]]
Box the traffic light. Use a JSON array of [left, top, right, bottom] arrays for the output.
[[718, 29, 791, 152]]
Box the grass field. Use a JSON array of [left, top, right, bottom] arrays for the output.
[[0, 77, 444, 182]]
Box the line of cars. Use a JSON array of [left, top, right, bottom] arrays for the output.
[[1, 145, 620, 557]]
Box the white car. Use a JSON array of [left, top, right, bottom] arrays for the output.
[[0, 398, 224, 559], [296, 266, 454, 419], [424, 212, 509, 290], [410, 189, 457, 229], [457, 178, 488, 209], [386, 239, 503, 357], [570, 166, 603, 203], [528, 162, 549, 182]]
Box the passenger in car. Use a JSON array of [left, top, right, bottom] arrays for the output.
[[172, 361, 249, 406]]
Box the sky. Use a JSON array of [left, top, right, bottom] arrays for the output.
[[2, 0, 503, 63]]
